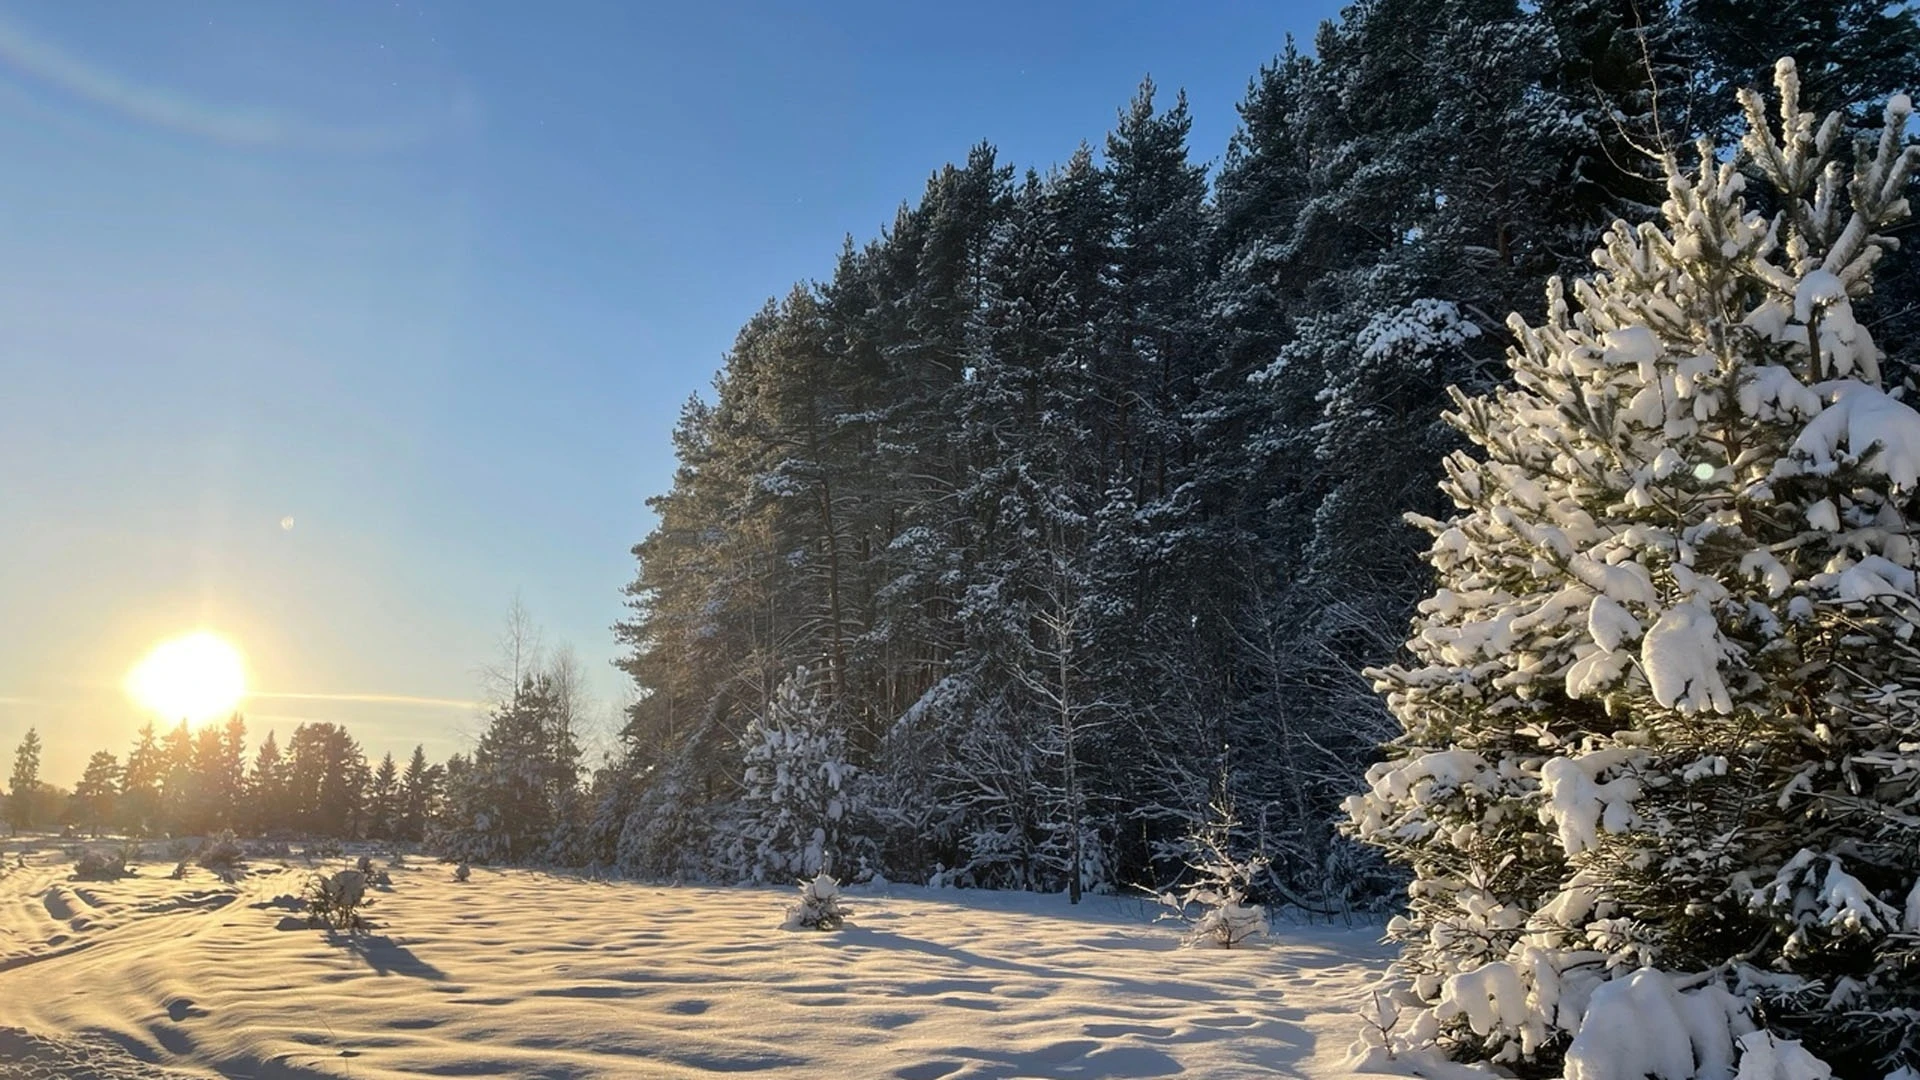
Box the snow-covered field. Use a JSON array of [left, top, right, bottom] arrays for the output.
[[0, 838, 1393, 1079]]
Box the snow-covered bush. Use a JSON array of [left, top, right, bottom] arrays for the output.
[[305, 869, 369, 931], [1155, 796, 1268, 949], [70, 848, 130, 881], [783, 871, 850, 931], [725, 667, 859, 883], [196, 831, 245, 880], [1344, 64, 1920, 1077]]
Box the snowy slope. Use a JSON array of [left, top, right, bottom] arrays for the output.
[[0, 839, 1394, 1079]]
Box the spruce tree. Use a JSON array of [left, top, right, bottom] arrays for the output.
[[121, 722, 162, 834], [368, 752, 399, 841], [71, 750, 121, 836], [398, 744, 436, 842], [1345, 66, 1920, 1076], [728, 666, 858, 882], [7, 727, 41, 831], [248, 730, 287, 834]]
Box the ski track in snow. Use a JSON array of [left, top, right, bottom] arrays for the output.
[[0, 840, 1394, 1079]]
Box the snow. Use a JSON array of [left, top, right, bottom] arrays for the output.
[[1804, 498, 1839, 532], [0, 838, 1395, 1079], [1436, 961, 1528, 1040], [1738, 366, 1822, 421], [1791, 382, 1920, 488], [1792, 270, 1847, 324], [1586, 594, 1641, 653], [1538, 753, 1642, 856], [1563, 970, 1750, 1080], [1602, 326, 1661, 370], [1732, 1031, 1834, 1080], [1640, 599, 1733, 713]]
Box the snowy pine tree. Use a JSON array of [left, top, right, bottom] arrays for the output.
[[1345, 63, 1920, 1077], [728, 667, 859, 882]]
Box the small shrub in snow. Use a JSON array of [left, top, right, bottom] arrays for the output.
[[355, 853, 374, 875], [453, 861, 470, 882], [196, 831, 245, 879], [305, 869, 369, 931], [71, 848, 130, 881], [783, 872, 850, 931], [168, 859, 188, 880]]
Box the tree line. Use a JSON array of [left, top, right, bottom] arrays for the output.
[[588, 0, 1920, 903], [6, 718, 445, 841]]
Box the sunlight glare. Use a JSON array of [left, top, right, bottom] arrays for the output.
[[125, 631, 247, 724]]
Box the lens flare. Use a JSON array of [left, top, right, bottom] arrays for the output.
[[125, 632, 246, 724]]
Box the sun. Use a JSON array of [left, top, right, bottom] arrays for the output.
[[125, 632, 247, 724]]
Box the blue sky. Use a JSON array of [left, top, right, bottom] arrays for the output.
[[0, 0, 1342, 783]]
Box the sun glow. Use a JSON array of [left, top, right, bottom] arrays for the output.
[[126, 632, 247, 724]]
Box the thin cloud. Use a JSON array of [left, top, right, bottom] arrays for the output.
[[249, 691, 482, 710], [0, 15, 461, 152]]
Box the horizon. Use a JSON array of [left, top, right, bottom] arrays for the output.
[[1, 1, 1342, 785]]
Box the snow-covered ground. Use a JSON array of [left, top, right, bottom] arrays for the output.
[[0, 837, 1394, 1079]]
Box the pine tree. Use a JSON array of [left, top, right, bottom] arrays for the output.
[[214, 714, 247, 830], [159, 720, 194, 832], [368, 752, 399, 841], [440, 675, 573, 862], [1345, 67, 1920, 1076], [285, 723, 367, 838], [248, 730, 287, 834], [728, 667, 858, 882], [71, 750, 121, 836], [7, 727, 42, 831], [120, 723, 162, 834], [398, 744, 437, 842]]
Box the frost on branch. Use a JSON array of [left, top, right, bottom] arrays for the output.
[[1343, 60, 1920, 1077]]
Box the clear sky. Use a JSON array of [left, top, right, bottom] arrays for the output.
[[0, 0, 1342, 785]]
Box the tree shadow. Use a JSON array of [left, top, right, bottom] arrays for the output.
[[836, 926, 1258, 1005], [332, 931, 447, 980]]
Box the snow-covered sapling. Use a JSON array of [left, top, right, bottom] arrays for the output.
[[731, 667, 859, 884], [1155, 796, 1268, 949], [783, 871, 850, 931], [305, 869, 369, 931]]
